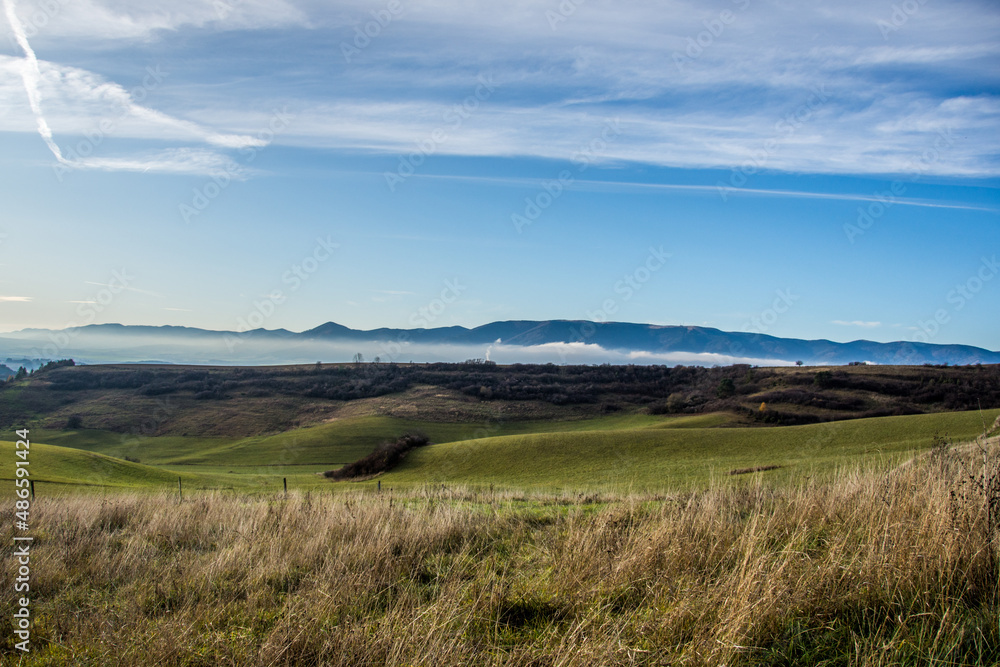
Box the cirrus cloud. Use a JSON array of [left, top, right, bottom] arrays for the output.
[[832, 320, 882, 328]]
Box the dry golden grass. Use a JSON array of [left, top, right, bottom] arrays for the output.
[[2, 445, 998, 666]]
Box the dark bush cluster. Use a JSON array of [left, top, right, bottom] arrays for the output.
[[36, 359, 76, 372], [739, 403, 923, 426], [32, 362, 779, 407], [324, 433, 429, 480], [754, 389, 869, 412]]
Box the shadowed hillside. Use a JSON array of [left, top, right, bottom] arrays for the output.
[[3, 361, 999, 437]]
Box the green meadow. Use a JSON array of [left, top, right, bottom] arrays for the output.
[[375, 408, 999, 491], [3, 408, 996, 495]]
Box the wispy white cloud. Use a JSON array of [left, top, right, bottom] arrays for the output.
[[56, 148, 247, 178], [832, 320, 882, 328], [398, 173, 999, 212], [0, 0, 309, 42], [0, 57, 264, 148], [0, 2, 265, 176], [2, 0, 999, 177], [230, 94, 999, 177], [84, 281, 162, 298], [851, 44, 1000, 65], [0, 296, 32, 302]]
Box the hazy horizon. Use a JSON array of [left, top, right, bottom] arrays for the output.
[[2, 317, 1000, 351], [2, 318, 998, 369]]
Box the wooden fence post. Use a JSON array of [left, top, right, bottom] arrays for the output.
[[283, 478, 288, 495], [29, 479, 34, 500], [178, 477, 182, 501]]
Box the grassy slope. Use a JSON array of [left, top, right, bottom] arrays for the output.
[[376, 408, 1000, 491], [0, 440, 344, 495], [8, 409, 995, 494], [4, 414, 709, 493], [0, 441, 198, 489], [27, 413, 727, 467]]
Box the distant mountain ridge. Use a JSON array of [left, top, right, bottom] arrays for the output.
[[303, 320, 998, 365], [1, 320, 997, 366]]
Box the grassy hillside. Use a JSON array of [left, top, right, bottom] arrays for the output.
[[26, 412, 729, 467], [0, 413, 743, 495], [7, 409, 995, 495], [0, 440, 198, 490], [2, 413, 717, 491], [375, 409, 1000, 491], [0, 439, 347, 496]]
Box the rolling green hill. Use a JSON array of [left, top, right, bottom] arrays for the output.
[[0, 440, 343, 495], [26, 412, 729, 468], [373, 409, 1000, 491], [5, 413, 723, 493], [0, 440, 201, 491], [6, 406, 996, 495]]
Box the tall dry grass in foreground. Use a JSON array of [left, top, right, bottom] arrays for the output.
[[2, 448, 998, 666]]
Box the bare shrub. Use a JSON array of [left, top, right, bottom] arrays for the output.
[[325, 433, 429, 480]]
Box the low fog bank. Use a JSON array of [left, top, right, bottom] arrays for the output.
[[0, 330, 791, 368]]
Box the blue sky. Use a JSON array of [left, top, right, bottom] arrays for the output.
[[0, 0, 998, 350]]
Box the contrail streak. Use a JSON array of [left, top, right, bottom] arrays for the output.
[[3, 0, 260, 175], [3, 0, 69, 164]]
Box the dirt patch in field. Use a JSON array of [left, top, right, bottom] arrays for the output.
[[729, 465, 782, 476]]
